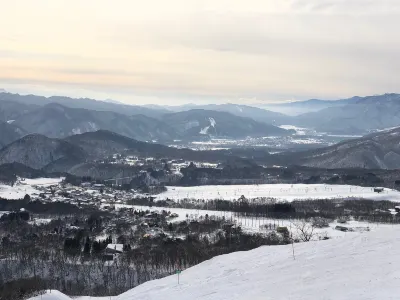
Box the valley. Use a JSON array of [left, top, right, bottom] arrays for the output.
[[1, 91, 400, 299]]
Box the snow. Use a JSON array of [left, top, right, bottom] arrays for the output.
[[117, 226, 400, 300], [28, 218, 53, 225], [120, 204, 378, 238], [279, 124, 308, 135], [0, 177, 63, 200], [23, 178, 64, 186], [37, 226, 400, 300], [27, 290, 72, 300], [199, 118, 216, 134], [199, 126, 210, 135], [72, 128, 82, 134], [155, 184, 400, 202], [235, 106, 243, 113], [209, 117, 216, 127], [106, 244, 123, 252]]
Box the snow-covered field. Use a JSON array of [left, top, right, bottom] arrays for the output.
[[115, 204, 383, 238], [155, 184, 400, 202], [31, 225, 400, 300], [0, 177, 63, 200]]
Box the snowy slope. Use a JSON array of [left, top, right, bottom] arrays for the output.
[[0, 177, 63, 199], [155, 184, 400, 202], [28, 290, 73, 300], [115, 227, 400, 300], [38, 226, 400, 300]]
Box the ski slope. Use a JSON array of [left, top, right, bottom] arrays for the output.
[[155, 184, 400, 202], [32, 226, 400, 300]]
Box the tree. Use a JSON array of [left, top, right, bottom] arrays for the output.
[[291, 221, 316, 242], [84, 237, 91, 254], [23, 194, 31, 203]]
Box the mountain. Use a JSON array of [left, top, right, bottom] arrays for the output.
[[0, 134, 87, 170], [64, 130, 178, 158], [64, 130, 228, 162], [0, 99, 38, 122], [0, 162, 51, 181], [292, 94, 400, 134], [28, 227, 400, 300], [0, 130, 232, 173], [280, 126, 400, 169], [12, 103, 177, 141], [0, 121, 26, 148], [0, 92, 168, 119], [262, 97, 361, 115], [162, 109, 292, 139], [147, 103, 289, 124]]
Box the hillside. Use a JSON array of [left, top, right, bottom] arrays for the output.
[[0, 121, 26, 148], [276, 127, 400, 169], [65, 130, 228, 163], [294, 93, 400, 134], [162, 109, 292, 139], [30, 227, 400, 300], [64, 130, 175, 158], [0, 134, 87, 170], [0, 98, 38, 122]]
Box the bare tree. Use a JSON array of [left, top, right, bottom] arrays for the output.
[[291, 220, 316, 242]]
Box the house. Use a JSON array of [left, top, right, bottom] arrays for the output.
[[335, 226, 349, 232], [93, 184, 105, 190], [105, 244, 123, 254]]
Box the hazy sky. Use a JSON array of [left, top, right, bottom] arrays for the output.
[[1, 0, 400, 105]]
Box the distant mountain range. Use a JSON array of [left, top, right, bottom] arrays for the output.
[[145, 103, 290, 124], [146, 94, 400, 135], [0, 93, 293, 141], [260, 97, 360, 115], [11, 103, 177, 141], [2, 91, 400, 143], [0, 92, 168, 119], [291, 94, 400, 134], [2, 124, 400, 174]]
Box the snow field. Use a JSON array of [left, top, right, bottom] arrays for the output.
[[0, 177, 64, 200], [115, 204, 380, 239], [155, 184, 400, 202]]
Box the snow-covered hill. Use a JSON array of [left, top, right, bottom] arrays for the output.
[[31, 226, 400, 300]]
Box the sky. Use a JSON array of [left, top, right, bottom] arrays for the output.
[[1, 0, 400, 105]]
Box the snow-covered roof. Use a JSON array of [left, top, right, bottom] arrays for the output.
[[106, 243, 123, 252]]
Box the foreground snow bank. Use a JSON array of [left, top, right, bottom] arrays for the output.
[[28, 290, 72, 300], [114, 227, 400, 300], [155, 184, 400, 202], [43, 226, 400, 300]]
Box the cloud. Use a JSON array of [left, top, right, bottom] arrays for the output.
[[0, 0, 400, 104]]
